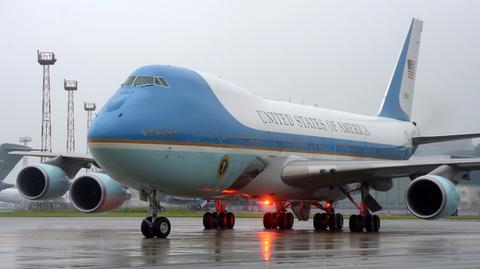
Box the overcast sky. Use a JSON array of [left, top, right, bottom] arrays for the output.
[[1, 0, 480, 164]]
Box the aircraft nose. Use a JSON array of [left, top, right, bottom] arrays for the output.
[[87, 93, 133, 141]]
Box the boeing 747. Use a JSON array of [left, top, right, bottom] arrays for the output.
[[5, 18, 480, 238]]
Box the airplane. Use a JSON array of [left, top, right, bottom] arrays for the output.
[[0, 187, 67, 206], [4, 18, 480, 238]]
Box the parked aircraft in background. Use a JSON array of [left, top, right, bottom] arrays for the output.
[[0, 188, 67, 207], [4, 18, 480, 238]]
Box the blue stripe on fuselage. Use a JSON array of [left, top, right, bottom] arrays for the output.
[[88, 65, 413, 160]]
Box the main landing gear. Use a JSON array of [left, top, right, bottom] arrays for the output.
[[263, 201, 294, 229], [203, 200, 235, 229], [141, 191, 171, 238], [312, 201, 344, 231], [343, 184, 381, 232]]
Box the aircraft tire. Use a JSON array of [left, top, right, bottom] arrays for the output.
[[217, 212, 227, 229], [313, 213, 327, 230], [211, 212, 218, 229], [331, 213, 344, 230], [373, 215, 380, 232], [263, 212, 277, 229], [203, 212, 213, 229], [365, 215, 374, 232], [349, 214, 365, 232], [263, 213, 270, 229], [153, 217, 171, 238], [141, 217, 155, 238], [226, 212, 235, 229], [277, 213, 287, 229], [286, 212, 294, 229]]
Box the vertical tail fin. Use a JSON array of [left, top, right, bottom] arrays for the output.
[[378, 18, 423, 121]]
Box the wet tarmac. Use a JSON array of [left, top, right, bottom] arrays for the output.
[[0, 217, 479, 268]]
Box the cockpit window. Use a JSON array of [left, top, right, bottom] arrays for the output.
[[122, 76, 135, 86], [154, 77, 169, 88], [121, 76, 170, 88], [134, 76, 154, 86], [158, 77, 169, 88]]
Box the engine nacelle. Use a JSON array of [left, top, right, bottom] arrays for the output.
[[17, 164, 70, 200], [406, 175, 460, 219], [70, 173, 130, 213]]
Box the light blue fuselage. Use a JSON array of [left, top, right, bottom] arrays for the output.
[[88, 65, 415, 200]]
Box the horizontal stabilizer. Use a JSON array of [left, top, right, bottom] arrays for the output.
[[412, 133, 480, 146]]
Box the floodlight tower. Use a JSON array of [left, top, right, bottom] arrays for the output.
[[18, 137, 32, 166], [64, 80, 77, 154], [84, 102, 96, 154], [37, 50, 56, 162]]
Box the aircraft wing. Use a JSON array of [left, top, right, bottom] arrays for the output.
[[7, 149, 96, 178], [0, 143, 32, 181], [281, 157, 480, 189], [8, 151, 93, 162], [412, 132, 480, 145]]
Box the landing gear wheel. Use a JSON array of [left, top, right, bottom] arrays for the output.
[[263, 213, 271, 229], [211, 212, 218, 229], [226, 212, 235, 229], [313, 213, 327, 230], [217, 212, 227, 229], [141, 217, 154, 238], [349, 214, 365, 232], [286, 212, 294, 229], [263, 212, 277, 229], [277, 213, 287, 229], [328, 213, 343, 231], [203, 212, 215, 229], [153, 217, 171, 238], [142, 191, 171, 238], [365, 215, 380, 232], [373, 215, 380, 232]]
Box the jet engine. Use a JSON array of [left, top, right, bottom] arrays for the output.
[[17, 164, 70, 200], [405, 175, 460, 219], [70, 173, 130, 213]]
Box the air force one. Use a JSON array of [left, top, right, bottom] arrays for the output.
[[3, 18, 480, 238]]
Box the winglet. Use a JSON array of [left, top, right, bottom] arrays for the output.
[[378, 18, 423, 121]]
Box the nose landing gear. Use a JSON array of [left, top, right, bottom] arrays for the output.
[[141, 190, 171, 238]]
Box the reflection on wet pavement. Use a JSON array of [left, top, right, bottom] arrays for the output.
[[0, 217, 479, 268]]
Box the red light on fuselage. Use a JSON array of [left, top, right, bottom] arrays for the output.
[[221, 189, 236, 195], [262, 199, 272, 206]]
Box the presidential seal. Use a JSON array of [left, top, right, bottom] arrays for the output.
[[216, 155, 230, 179]]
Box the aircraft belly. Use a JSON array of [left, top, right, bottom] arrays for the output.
[[236, 156, 348, 201], [89, 145, 255, 197]]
